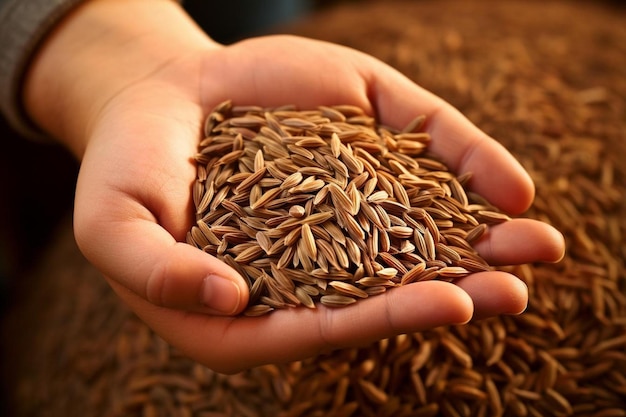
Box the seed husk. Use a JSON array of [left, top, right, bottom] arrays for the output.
[[320, 294, 358, 307], [329, 281, 369, 299], [190, 101, 510, 313]]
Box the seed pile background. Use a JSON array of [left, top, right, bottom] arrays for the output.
[[2, 0, 625, 416], [187, 101, 507, 315]]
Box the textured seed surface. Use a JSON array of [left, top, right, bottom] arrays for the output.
[[189, 100, 507, 315], [6, 2, 626, 417]]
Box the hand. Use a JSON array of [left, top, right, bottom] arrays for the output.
[[23, 0, 564, 373]]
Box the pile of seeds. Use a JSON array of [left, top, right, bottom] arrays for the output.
[[3, 1, 625, 416], [186, 100, 508, 315]]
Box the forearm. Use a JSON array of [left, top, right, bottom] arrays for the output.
[[0, 0, 86, 140], [21, 0, 219, 157]]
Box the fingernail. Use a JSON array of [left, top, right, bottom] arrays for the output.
[[202, 275, 241, 315]]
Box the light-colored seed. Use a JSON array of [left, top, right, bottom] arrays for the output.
[[289, 176, 326, 194], [367, 190, 389, 203], [376, 267, 399, 279], [288, 205, 306, 218], [229, 115, 266, 128], [281, 117, 318, 130], [329, 281, 368, 298], [192, 102, 508, 318], [320, 294, 357, 307], [316, 239, 341, 270], [387, 226, 414, 239]]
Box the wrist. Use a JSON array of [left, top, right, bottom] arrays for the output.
[[22, 0, 220, 157]]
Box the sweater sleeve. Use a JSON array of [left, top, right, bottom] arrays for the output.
[[0, 0, 87, 140], [0, 0, 185, 141]]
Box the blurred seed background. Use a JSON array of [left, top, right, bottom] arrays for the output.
[[0, 1, 624, 414]]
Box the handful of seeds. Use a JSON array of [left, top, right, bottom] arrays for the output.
[[186, 100, 510, 316]]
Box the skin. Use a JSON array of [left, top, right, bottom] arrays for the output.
[[22, 0, 565, 373]]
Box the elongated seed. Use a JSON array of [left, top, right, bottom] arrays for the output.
[[191, 101, 507, 314]]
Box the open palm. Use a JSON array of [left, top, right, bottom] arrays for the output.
[[70, 35, 564, 373]]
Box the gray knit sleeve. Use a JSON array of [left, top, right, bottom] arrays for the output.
[[0, 0, 87, 140]]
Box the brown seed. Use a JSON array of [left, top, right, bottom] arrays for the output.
[[357, 379, 389, 405], [401, 263, 427, 285], [356, 277, 396, 287], [543, 388, 573, 415], [320, 294, 357, 307], [465, 223, 488, 244], [244, 304, 274, 317], [328, 183, 358, 216], [476, 210, 511, 224], [447, 384, 487, 401], [438, 266, 471, 279], [192, 101, 510, 318], [329, 281, 368, 299], [440, 335, 473, 368], [294, 286, 316, 309], [300, 223, 317, 260]]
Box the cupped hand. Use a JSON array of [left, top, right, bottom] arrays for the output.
[[23, 1, 564, 373]]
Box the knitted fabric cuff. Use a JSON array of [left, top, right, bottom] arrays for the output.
[[0, 0, 88, 140], [0, 0, 184, 141]]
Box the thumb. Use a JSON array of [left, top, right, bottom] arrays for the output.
[[76, 215, 249, 315]]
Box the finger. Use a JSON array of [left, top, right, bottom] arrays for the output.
[[73, 94, 252, 313], [203, 36, 374, 113], [365, 61, 535, 215], [111, 280, 474, 374], [454, 271, 529, 320], [75, 207, 249, 314], [474, 218, 566, 265]]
